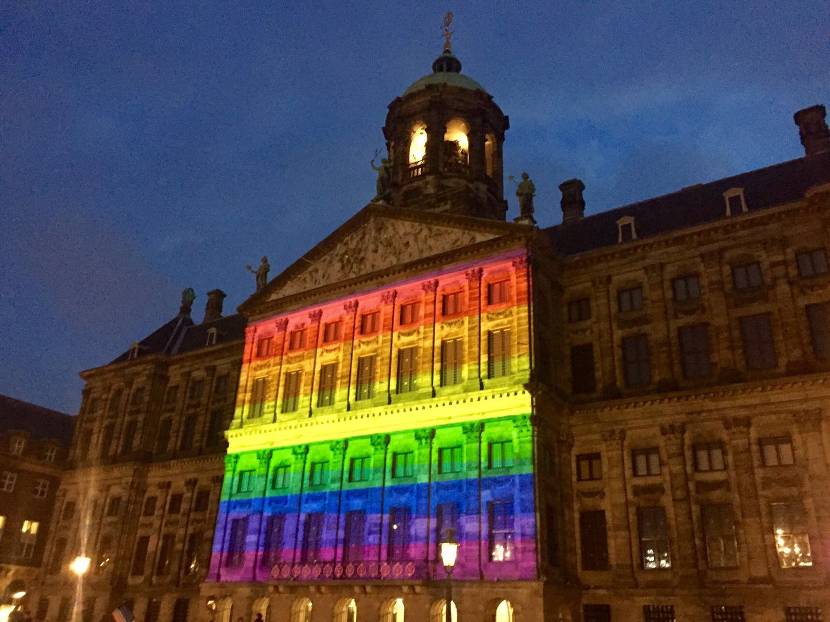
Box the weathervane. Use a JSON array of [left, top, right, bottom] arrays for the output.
[[442, 11, 454, 52]]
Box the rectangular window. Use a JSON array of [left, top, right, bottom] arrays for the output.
[[488, 500, 514, 562], [288, 329, 306, 351], [396, 347, 418, 394], [300, 513, 323, 563], [438, 446, 463, 474], [107, 389, 123, 417], [785, 608, 823, 622], [144, 600, 160, 622], [643, 606, 676, 622], [49, 538, 67, 574], [638, 506, 672, 569], [256, 336, 273, 358], [226, 517, 248, 567], [580, 510, 609, 570], [155, 419, 171, 454], [739, 313, 777, 369], [179, 416, 196, 451], [172, 599, 189, 622], [282, 370, 302, 413], [695, 444, 726, 472], [488, 440, 513, 469], [237, 470, 256, 493], [271, 465, 290, 490], [622, 334, 651, 387], [440, 338, 463, 386], [155, 533, 175, 576], [167, 493, 183, 515], [213, 374, 229, 400], [673, 274, 700, 302], [570, 344, 596, 394], [309, 461, 328, 487], [577, 453, 602, 481], [249, 378, 267, 418], [487, 280, 510, 305], [343, 510, 366, 562], [206, 409, 224, 447], [760, 437, 795, 466], [392, 451, 414, 478], [679, 324, 712, 378], [317, 363, 337, 407], [487, 329, 511, 378], [399, 302, 419, 325], [188, 379, 204, 402], [142, 496, 156, 516], [772, 502, 812, 568], [120, 420, 137, 454], [583, 605, 611, 622], [360, 311, 380, 335], [732, 262, 763, 289], [568, 298, 591, 322], [387, 507, 411, 561], [355, 355, 376, 401], [807, 302, 830, 360], [194, 490, 210, 512], [106, 497, 121, 517], [130, 535, 150, 576], [797, 248, 829, 277], [442, 291, 463, 316], [322, 320, 342, 343], [711, 606, 745, 622], [618, 286, 643, 312], [348, 456, 370, 482], [436, 502, 459, 549], [33, 479, 49, 499], [701, 504, 738, 568], [163, 386, 178, 410], [261, 515, 285, 567], [99, 424, 114, 458], [632, 448, 661, 476], [63, 500, 77, 520]]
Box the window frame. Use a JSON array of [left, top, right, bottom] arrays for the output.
[[576, 453, 602, 481], [632, 447, 661, 477]]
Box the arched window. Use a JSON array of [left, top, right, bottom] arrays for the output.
[[484, 133, 496, 177], [495, 600, 513, 622], [409, 124, 428, 163], [333, 599, 357, 622], [430, 600, 457, 622], [251, 597, 270, 622], [380, 598, 404, 622], [444, 119, 469, 168], [290, 598, 312, 622]]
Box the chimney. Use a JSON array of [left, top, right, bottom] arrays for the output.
[[203, 289, 226, 324], [559, 178, 586, 224], [794, 105, 830, 156]]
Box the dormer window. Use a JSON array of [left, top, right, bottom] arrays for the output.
[[10, 437, 25, 456], [128, 343, 140, 361], [43, 446, 57, 463], [616, 216, 637, 243], [206, 328, 218, 347], [723, 187, 747, 216]]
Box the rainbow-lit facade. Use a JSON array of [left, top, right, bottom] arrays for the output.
[[207, 244, 539, 585]]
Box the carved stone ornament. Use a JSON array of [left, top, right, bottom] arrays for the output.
[[512, 256, 529, 270], [465, 268, 483, 282], [268, 216, 496, 300], [601, 429, 626, 442], [462, 422, 482, 440], [308, 309, 323, 322], [371, 434, 390, 450], [329, 440, 347, 454], [414, 429, 435, 446], [257, 449, 273, 465], [275, 318, 289, 332], [292, 445, 309, 458], [381, 290, 398, 304], [344, 300, 359, 313], [422, 279, 439, 293]]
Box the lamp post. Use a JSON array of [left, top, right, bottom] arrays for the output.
[[69, 555, 91, 622], [439, 529, 458, 622]]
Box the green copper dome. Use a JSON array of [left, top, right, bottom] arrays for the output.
[[403, 51, 486, 95]]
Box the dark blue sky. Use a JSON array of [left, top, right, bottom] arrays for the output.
[[2, 2, 828, 413]]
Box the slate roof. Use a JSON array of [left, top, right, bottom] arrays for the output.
[[0, 394, 75, 444], [545, 152, 830, 256]]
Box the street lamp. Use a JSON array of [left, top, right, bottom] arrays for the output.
[[69, 555, 91, 577], [439, 529, 458, 622]]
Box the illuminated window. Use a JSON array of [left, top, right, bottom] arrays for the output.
[[409, 124, 427, 163], [487, 329, 511, 378], [309, 461, 328, 487], [701, 504, 738, 568], [322, 320, 341, 343], [772, 502, 812, 568], [785, 607, 823, 622], [1, 470, 17, 492], [760, 437, 794, 466], [633, 448, 661, 476], [576, 453, 602, 481], [392, 451, 414, 478], [672, 274, 700, 302], [442, 291, 463, 316], [638, 507, 671, 569], [355, 355, 376, 401], [694, 444, 726, 471], [282, 370, 302, 413], [256, 336, 273, 358], [271, 465, 290, 490], [488, 500, 514, 561], [396, 346, 418, 393], [440, 338, 463, 386], [388, 507, 411, 561], [360, 311, 380, 335], [226, 517, 248, 568], [488, 440, 513, 469], [33, 479, 49, 499], [399, 302, 419, 325], [711, 606, 746, 622], [0, 515, 5, 530], [317, 363, 337, 407], [443, 118, 469, 165], [18, 519, 39, 558], [249, 377, 267, 418], [797, 248, 829, 277], [236, 470, 256, 493], [438, 446, 462, 474], [348, 456, 370, 482], [288, 328, 306, 351], [436, 502, 459, 552], [487, 280, 510, 305], [643, 605, 676, 622]]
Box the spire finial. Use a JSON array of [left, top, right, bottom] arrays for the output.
[[442, 11, 454, 53]]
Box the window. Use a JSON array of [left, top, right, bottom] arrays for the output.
[[130, 535, 150, 575], [19, 520, 39, 559], [360, 311, 380, 335], [760, 436, 794, 466], [732, 262, 763, 290], [205, 328, 217, 346], [617, 217, 636, 242], [282, 370, 302, 412], [785, 608, 823, 622], [256, 336, 273, 358], [772, 502, 812, 568], [249, 378, 267, 418], [1, 471, 18, 492], [168, 493, 183, 515], [583, 605, 611, 622], [309, 461, 328, 487], [322, 320, 341, 343], [622, 334, 651, 387], [580, 510, 609, 570], [711, 606, 745, 622], [672, 274, 700, 302], [355, 355, 376, 401], [797, 249, 829, 277], [226, 517, 248, 567], [163, 386, 179, 410], [271, 465, 290, 490], [261, 515, 285, 567], [62, 500, 77, 520], [317, 363, 337, 407], [438, 446, 463, 474], [172, 599, 189, 622], [392, 451, 414, 478], [643, 605, 676, 622], [343, 510, 366, 562], [155, 419, 171, 453], [387, 507, 411, 561], [43, 446, 57, 463], [96, 534, 113, 574], [570, 344, 596, 394], [206, 409, 224, 447], [701, 504, 738, 568], [678, 324, 712, 378], [106, 497, 121, 516], [487, 280, 510, 305], [618, 286, 643, 312], [142, 496, 156, 516], [436, 502, 459, 550], [399, 302, 419, 325], [194, 490, 210, 512], [440, 338, 463, 386], [739, 314, 777, 369], [442, 291, 463, 316], [300, 513, 323, 562], [237, 470, 256, 493], [396, 346, 418, 393], [145, 599, 161, 622], [806, 303, 830, 360], [188, 378, 204, 402], [488, 440, 513, 469], [487, 329, 511, 378], [107, 389, 123, 417], [288, 329, 306, 351], [49, 538, 67, 574], [120, 420, 137, 454], [723, 188, 746, 216], [577, 453, 602, 481], [179, 416, 196, 451], [130, 386, 145, 406], [568, 298, 591, 322], [11, 437, 25, 455], [488, 500, 514, 561], [633, 448, 661, 476], [638, 507, 672, 569], [58, 598, 72, 622], [99, 424, 115, 458], [695, 444, 726, 472], [348, 456, 370, 482], [33, 478, 49, 499]]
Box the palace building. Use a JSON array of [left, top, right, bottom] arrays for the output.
[[34, 37, 830, 622]]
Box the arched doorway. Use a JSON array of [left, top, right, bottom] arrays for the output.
[[333, 598, 357, 622], [251, 597, 270, 622], [430, 599, 457, 622], [380, 598, 404, 622], [290, 598, 312, 622], [495, 600, 513, 622]]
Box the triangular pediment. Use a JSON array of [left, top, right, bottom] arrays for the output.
[[242, 204, 528, 313]]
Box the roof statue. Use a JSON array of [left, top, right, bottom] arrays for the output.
[[246, 256, 270, 291], [370, 149, 393, 202], [512, 172, 537, 225], [442, 11, 454, 52], [180, 287, 196, 315]]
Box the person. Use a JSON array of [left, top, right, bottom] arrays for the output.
[[254, 614, 264, 622], [246, 256, 270, 291]]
